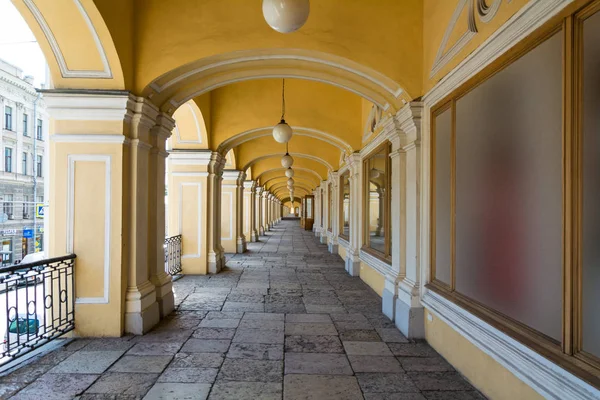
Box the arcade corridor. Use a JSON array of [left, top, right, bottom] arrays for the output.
[[0, 221, 481, 399]]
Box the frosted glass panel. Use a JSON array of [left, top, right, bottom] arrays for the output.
[[582, 10, 600, 359], [341, 171, 350, 237], [435, 108, 452, 285], [455, 32, 563, 341]]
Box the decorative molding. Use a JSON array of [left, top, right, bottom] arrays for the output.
[[50, 134, 129, 144], [425, 0, 572, 106], [174, 102, 203, 144], [23, 0, 112, 79], [359, 249, 393, 279], [244, 153, 333, 172], [218, 126, 353, 155], [179, 182, 202, 258], [171, 171, 209, 177], [68, 154, 111, 304], [221, 191, 233, 241], [42, 92, 135, 121], [422, 291, 600, 400]]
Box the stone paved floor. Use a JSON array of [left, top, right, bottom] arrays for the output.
[[0, 220, 485, 399]]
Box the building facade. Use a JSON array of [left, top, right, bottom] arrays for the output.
[[0, 59, 47, 266]]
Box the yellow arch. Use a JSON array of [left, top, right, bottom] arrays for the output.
[[170, 99, 209, 150]]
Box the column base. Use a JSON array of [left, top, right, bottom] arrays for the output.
[[328, 242, 338, 254], [382, 288, 397, 321], [319, 234, 327, 244], [152, 273, 175, 318], [259, 226, 265, 236], [236, 236, 247, 253], [345, 256, 360, 277], [251, 230, 259, 242], [395, 300, 425, 339], [208, 251, 225, 274], [125, 281, 160, 334]]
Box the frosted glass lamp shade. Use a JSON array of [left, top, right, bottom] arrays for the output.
[[285, 168, 294, 178], [287, 178, 295, 185], [281, 153, 294, 168], [273, 120, 293, 143], [263, 0, 310, 33]]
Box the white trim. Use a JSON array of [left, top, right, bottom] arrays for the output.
[[221, 191, 233, 241], [219, 126, 353, 154], [422, 291, 600, 400], [43, 93, 134, 121], [244, 153, 333, 172], [170, 74, 386, 111], [171, 171, 209, 177], [51, 134, 129, 144], [151, 53, 403, 99], [359, 249, 393, 278], [68, 154, 111, 304], [222, 170, 243, 180], [179, 182, 202, 258], [174, 102, 203, 144], [23, 0, 112, 79], [424, 0, 573, 107]]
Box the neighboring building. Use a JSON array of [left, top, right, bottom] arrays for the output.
[[0, 59, 47, 266]]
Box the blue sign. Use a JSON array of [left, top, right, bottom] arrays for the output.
[[36, 205, 44, 218], [23, 229, 34, 239]]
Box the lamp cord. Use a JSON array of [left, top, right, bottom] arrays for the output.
[[281, 78, 286, 121]]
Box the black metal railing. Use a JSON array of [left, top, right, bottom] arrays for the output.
[[164, 235, 182, 276], [0, 254, 75, 362]]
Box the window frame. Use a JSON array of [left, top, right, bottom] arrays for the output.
[[36, 119, 43, 140], [4, 106, 12, 131], [339, 170, 350, 241], [36, 155, 42, 178], [22, 152, 27, 176], [362, 141, 392, 263], [22, 114, 28, 136], [4, 147, 13, 172], [427, 2, 600, 387]]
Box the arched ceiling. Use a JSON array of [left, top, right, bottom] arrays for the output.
[[259, 169, 320, 190], [250, 156, 328, 182]]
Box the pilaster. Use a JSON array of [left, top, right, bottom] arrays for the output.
[[319, 181, 328, 244], [256, 186, 265, 236], [345, 153, 362, 276], [207, 152, 226, 273], [327, 171, 339, 254], [244, 180, 257, 242]]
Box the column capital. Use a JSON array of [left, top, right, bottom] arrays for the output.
[[222, 170, 244, 182], [244, 180, 256, 191], [256, 186, 264, 195]]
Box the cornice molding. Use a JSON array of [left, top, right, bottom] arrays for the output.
[[422, 291, 600, 400]]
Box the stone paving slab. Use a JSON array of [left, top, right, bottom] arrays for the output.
[[0, 221, 484, 399]]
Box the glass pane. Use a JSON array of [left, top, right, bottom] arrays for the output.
[[306, 197, 313, 219], [341, 171, 350, 237], [434, 108, 452, 285], [328, 183, 333, 230], [366, 146, 388, 254], [455, 32, 563, 341], [582, 10, 600, 359]]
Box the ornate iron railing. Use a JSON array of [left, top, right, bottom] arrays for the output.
[[0, 254, 76, 362], [164, 235, 182, 276]]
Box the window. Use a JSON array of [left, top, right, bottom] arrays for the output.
[[22, 152, 27, 175], [3, 194, 13, 217], [36, 119, 42, 140], [22, 195, 29, 219], [363, 142, 391, 261], [429, 6, 600, 385], [327, 183, 333, 232], [4, 147, 12, 172], [23, 114, 28, 136], [36, 155, 42, 178], [340, 171, 350, 239], [4, 106, 12, 130]]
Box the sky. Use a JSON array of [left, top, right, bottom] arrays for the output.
[[0, 0, 47, 88]]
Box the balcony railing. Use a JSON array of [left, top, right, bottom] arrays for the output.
[[0, 254, 75, 363], [164, 235, 182, 276]]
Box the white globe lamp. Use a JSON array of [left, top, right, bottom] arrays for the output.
[[285, 168, 294, 178], [287, 178, 295, 186], [263, 0, 310, 34], [281, 153, 294, 168], [273, 120, 293, 143]]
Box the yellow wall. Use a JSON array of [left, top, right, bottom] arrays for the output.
[[359, 262, 385, 297], [220, 186, 236, 253], [425, 308, 544, 400], [423, 0, 530, 92]]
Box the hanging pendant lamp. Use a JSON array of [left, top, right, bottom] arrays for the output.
[[285, 168, 294, 178], [273, 79, 293, 144], [281, 142, 294, 168], [263, 0, 310, 33]]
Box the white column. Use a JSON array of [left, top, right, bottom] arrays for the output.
[[148, 113, 175, 318], [393, 102, 424, 339], [319, 182, 327, 244], [244, 180, 257, 242], [207, 153, 226, 273], [328, 172, 339, 254], [346, 153, 362, 276], [235, 171, 247, 253], [313, 189, 320, 236], [257, 186, 265, 236]]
